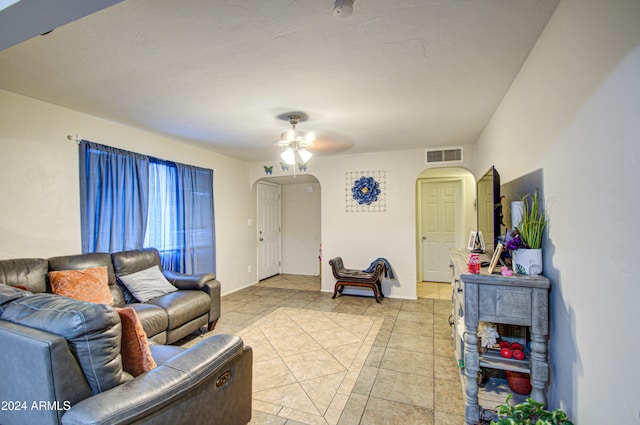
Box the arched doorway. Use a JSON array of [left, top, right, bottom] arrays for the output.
[[416, 167, 475, 298], [254, 174, 322, 283]]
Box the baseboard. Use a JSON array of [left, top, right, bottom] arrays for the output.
[[221, 281, 259, 297], [321, 287, 418, 301]]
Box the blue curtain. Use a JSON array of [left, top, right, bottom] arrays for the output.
[[176, 162, 215, 274], [144, 159, 215, 274], [80, 141, 215, 274], [79, 141, 149, 253]]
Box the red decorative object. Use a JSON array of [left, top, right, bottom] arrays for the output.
[[498, 340, 526, 360], [468, 253, 480, 274], [500, 347, 513, 358], [506, 371, 531, 395], [511, 342, 523, 351]]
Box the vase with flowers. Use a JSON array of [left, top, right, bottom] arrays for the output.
[[505, 189, 548, 276]]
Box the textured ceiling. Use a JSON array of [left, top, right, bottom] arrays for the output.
[[0, 0, 559, 163]]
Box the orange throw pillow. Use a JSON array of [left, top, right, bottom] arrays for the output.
[[49, 266, 114, 305], [116, 307, 157, 376]]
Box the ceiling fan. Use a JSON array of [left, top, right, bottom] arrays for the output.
[[273, 113, 315, 165]]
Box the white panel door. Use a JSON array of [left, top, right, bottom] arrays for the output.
[[257, 183, 281, 280], [422, 180, 460, 282]]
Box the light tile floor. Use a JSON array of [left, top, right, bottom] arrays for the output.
[[416, 281, 452, 300], [240, 307, 383, 424], [200, 275, 466, 425]]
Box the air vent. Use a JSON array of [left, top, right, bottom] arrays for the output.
[[425, 147, 463, 164]]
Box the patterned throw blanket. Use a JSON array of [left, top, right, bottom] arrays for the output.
[[362, 258, 395, 279]]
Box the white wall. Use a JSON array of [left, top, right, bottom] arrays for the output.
[[0, 90, 256, 295], [476, 0, 640, 421], [282, 183, 321, 275]]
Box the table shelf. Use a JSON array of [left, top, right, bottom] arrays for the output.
[[479, 349, 530, 374]]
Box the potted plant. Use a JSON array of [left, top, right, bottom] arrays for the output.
[[506, 189, 548, 275], [491, 394, 573, 425]]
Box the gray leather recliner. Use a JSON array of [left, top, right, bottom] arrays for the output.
[[0, 285, 253, 425]]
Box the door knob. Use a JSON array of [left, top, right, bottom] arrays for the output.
[[259, 238, 264, 241], [422, 236, 427, 240]]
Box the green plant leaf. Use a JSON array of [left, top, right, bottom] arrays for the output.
[[491, 395, 572, 425], [515, 189, 548, 249]]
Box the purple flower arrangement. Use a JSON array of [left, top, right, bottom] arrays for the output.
[[505, 232, 526, 251]]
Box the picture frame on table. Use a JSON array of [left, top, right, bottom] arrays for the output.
[[488, 242, 505, 274], [467, 231, 478, 250]]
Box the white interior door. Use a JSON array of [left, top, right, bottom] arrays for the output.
[[421, 180, 460, 282], [257, 182, 281, 280]]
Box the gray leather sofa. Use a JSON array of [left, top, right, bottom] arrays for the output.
[[0, 285, 253, 425], [0, 248, 220, 344]]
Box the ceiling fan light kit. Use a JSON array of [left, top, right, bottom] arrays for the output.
[[297, 148, 313, 163], [274, 114, 314, 166], [280, 147, 295, 164]]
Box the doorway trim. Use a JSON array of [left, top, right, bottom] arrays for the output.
[[257, 181, 282, 280], [419, 178, 462, 282], [415, 167, 475, 283]]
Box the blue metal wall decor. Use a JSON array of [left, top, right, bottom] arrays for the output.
[[263, 165, 273, 175], [345, 170, 387, 213], [351, 176, 380, 205]]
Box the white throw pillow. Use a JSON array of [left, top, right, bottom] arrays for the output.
[[118, 265, 177, 302]]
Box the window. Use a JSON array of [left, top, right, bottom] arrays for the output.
[[79, 141, 215, 274]]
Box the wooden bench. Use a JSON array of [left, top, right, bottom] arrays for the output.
[[329, 257, 385, 303]]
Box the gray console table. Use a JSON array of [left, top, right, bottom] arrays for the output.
[[449, 249, 550, 425]]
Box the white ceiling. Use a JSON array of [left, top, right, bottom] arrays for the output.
[[0, 0, 559, 163]]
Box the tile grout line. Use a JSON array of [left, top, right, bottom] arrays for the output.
[[247, 306, 386, 424], [234, 276, 463, 425]]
